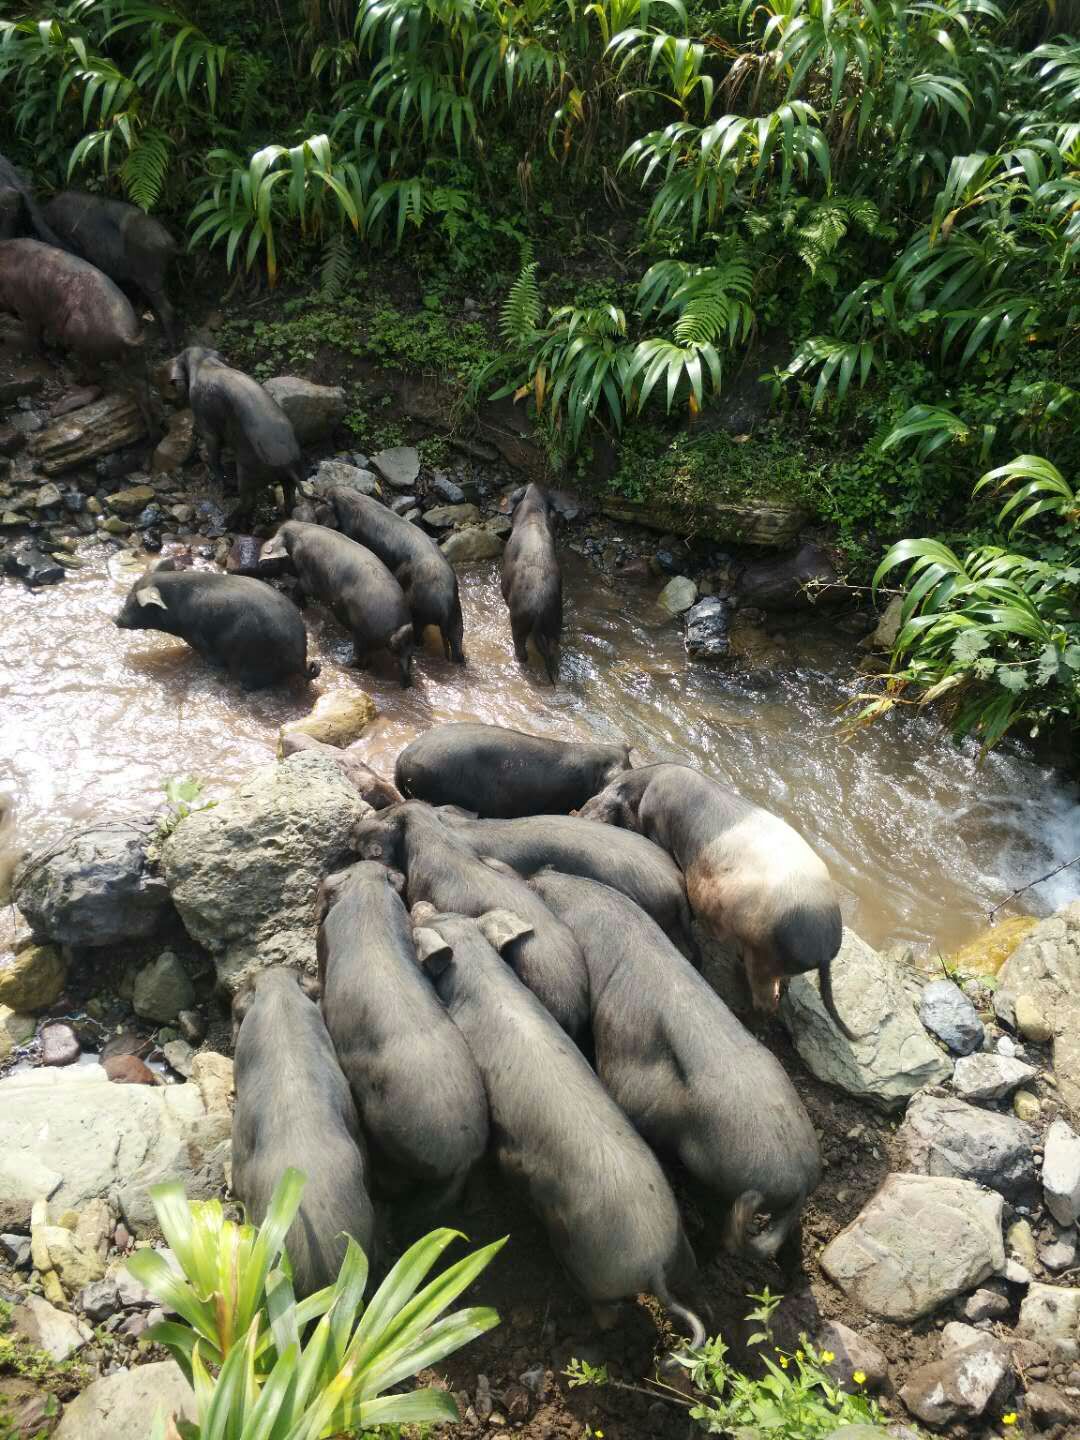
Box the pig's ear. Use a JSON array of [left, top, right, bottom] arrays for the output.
[[136, 585, 167, 610], [479, 909, 534, 954], [414, 927, 452, 976], [385, 868, 406, 895], [480, 855, 519, 879]]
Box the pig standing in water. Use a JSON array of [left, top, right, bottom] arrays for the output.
[[44, 191, 179, 345], [328, 486, 465, 663], [531, 871, 821, 1259], [352, 801, 590, 1040], [439, 811, 696, 958], [501, 483, 562, 684], [166, 347, 302, 517], [579, 763, 855, 1038], [315, 862, 488, 1205], [413, 906, 705, 1343], [261, 521, 415, 687], [114, 562, 318, 689], [280, 733, 402, 809], [231, 968, 377, 1296], [394, 722, 632, 818]]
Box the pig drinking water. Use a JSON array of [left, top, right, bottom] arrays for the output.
[[262, 520, 415, 686], [531, 871, 821, 1258], [500, 483, 562, 683], [413, 906, 705, 1341], [578, 763, 854, 1037], [438, 811, 695, 958], [231, 967, 377, 1296], [114, 563, 318, 689], [394, 722, 632, 818], [328, 485, 465, 662], [352, 801, 590, 1039], [44, 191, 178, 345], [166, 346, 303, 517], [316, 861, 488, 1204]]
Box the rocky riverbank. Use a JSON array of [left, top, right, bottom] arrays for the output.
[[2, 734, 1079, 1439]]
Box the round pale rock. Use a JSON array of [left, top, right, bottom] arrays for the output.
[[919, 978, 985, 1055], [1013, 1089, 1040, 1122], [54, 1359, 195, 1440], [1014, 992, 1053, 1044], [1017, 1282, 1080, 1344], [371, 446, 420, 490], [279, 689, 376, 750], [0, 941, 65, 1012], [440, 526, 505, 562], [1042, 1119, 1080, 1227], [820, 1173, 1005, 1323], [814, 1319, 889, 1391], [658, 575, 698, 616]]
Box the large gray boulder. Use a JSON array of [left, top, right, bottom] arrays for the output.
[[14, 825, 171, 947], [162, 751, 368, 991], [54, 1361, 195, 1440], [898, 1091, 1037, 1197], [0, 1053, 232, 1233], [263, 376, 346, 444], [780, 930, 953, 1111], [820, 1173, 1005, 1322], [993, 901, 1080, 1119]]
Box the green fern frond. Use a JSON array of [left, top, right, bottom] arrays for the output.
[[320, 230, 353, 301], [120, 129, 170, 211], [500, 261, 541, 345]]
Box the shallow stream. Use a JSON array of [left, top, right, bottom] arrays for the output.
[[3, 543, 1079, 958]]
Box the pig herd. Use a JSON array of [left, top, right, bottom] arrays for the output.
[[231, 721, 849, 1347]]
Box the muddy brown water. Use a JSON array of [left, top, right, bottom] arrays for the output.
[[2, 541, 1079, 958]]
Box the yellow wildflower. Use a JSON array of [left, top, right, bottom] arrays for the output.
[[1002, 1415, 1018, 1427], [796, 1349, 804, 1362], [821, 1350, 835, 1364], [778, 1356, 789, 1369], [852, 1371, 867, 1386]]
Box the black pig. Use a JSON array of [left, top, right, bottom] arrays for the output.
[[579, 763, 854, 1037], [501, 483, 562, 683], [114, 563, 318, 689], [352, 801, 589, 1039], [261, 520, 415, 687], [394, 722, 632, 818], [231, 967, 377, 1296], [412, 907, 704, 1341], [166, 347, 302, 517], [327, 486, 465, 663], [44, 191, 178, 346], [531, 871, 822, 1259], [315, 862, 488, 1205], [0, 156, 62, 245], [438, 811, 696, 958]]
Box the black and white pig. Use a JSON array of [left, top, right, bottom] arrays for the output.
[[501, 483, 562, 684], [261, 520, 415, 687], [352, 801, 589, 1039], [315, 861, 489, 1206], [394, 722, 633, 818], [530, 871, 822, 1259], [165, 347, 302, 517], [114, 562, 318, 689], [328, 485, 465, 663], [579, 763, 855, 1038], [231, 967, 377, 1296], [412, 906, 704, 1342], [438, 811, 696, 958]]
